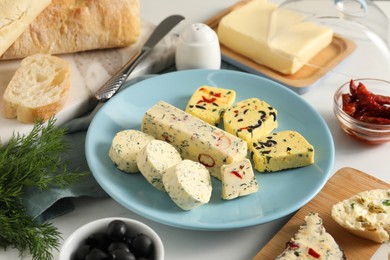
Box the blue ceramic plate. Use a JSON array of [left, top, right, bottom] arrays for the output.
[[85, 69, 334, 231]]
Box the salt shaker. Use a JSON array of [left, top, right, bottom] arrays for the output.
[[175, 23, 221, 70]]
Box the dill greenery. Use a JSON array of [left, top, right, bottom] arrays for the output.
[[0, 118, 88, 260]]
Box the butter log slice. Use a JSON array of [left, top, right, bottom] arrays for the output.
[[163, 159, 212, 211], [331, 189, 390, 243], [249, 130, 314, 172], [185, 85, 236, 126], [136, 140, 182, 192], [109, 129, 155, 173], [275, 212, 345, 259], [221, 158, 259, 200], [223, 97, 277, 143], [141, 101, 248, 180], [217, 0, 333, 75]]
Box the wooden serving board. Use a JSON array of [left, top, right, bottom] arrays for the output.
[[254, 167, 390, 259], [205, 0, 357, 92]]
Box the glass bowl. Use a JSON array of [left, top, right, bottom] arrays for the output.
[[333, 78, 390, 143], [59, 217, 164, 260]]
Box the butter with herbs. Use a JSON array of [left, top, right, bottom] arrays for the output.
[[249, 130, 314, 172], [141, 101, 248, 180]]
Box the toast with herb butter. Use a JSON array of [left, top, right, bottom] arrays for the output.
[[331, 189, 390, 243], [276, 212, 345, 259]]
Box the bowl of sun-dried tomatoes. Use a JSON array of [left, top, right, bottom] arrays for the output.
[[334, 78, 390, 143]]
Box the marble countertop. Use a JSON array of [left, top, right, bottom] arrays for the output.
[[1, 1, 390, 259]]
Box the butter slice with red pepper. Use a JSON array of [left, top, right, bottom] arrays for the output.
[[275, 212, 345, 259], [185, 85, 236, 126], [223, 97, 277, 143], [249, 130, 314, 172], [221, 158, 258, 200], [141, 101, 248, 180]]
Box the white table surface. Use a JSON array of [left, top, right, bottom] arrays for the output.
[[2, 1, 390, 259]]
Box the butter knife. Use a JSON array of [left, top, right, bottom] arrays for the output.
[[95, 14, 185, 101]]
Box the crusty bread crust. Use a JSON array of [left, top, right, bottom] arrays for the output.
[[0, 0, 51, 57], [0, 0, 140, 60], [2, 54, 70, 123]]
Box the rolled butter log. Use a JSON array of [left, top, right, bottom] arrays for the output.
[[0, 0, 51, 57], [0, 0, 141, 60]]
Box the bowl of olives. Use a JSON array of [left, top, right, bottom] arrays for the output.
[[59, 217, 164, 260]]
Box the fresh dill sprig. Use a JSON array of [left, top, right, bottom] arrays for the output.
[[0, 118, 88, 260]]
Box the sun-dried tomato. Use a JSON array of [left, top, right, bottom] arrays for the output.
[[341, 79, 390, 124]]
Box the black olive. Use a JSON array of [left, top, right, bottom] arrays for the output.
[[85, 248, 110, 260], [107, 241, 130, 253], [86, 232, 109, 249], [107, 220, 128, 241], [73, 244, 90, 260], [110, 249, 136, 260], [131, 233, 154, 257]]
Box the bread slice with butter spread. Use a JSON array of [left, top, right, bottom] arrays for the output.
[[332, 189, 390, 243], [2, 53, 71, 123], [276, 212, 345, 259]]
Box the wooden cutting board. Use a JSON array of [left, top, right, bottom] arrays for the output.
[[254, 167, 390, 259]]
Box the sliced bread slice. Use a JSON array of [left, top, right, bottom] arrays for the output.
[[2, 53, 70, 123]]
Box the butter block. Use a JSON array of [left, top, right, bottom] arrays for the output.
[[223, 98, 277, 143], [185, 85, 236, 126], [217, 0, 333, 74], [221, 158, 259, 200], [249, 130, 314, 172], [141, 101, 248, 180]]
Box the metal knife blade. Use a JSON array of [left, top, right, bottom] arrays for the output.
[[95, 14, 185, 101]]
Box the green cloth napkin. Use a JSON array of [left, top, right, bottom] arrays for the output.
[[22, 75, 154, 223]]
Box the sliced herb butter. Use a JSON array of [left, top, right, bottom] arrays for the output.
[[223, 97, 277, 143], [163, 159, 212, 210], [185, 85, 236, 126], [249, 130, 314, 172], [221, 158, 258, 200]]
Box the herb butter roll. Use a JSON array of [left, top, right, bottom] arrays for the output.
[[163, 159, 212, 210], [137, 140, 182, 192], [142, 101, 247, 180], [109, 129, 155, 173]]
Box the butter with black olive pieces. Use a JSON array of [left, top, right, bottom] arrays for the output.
[[249, 130, 314, 172], [223, 97, 277, 143]]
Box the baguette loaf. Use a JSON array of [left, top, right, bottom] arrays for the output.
[[0, 0, 51, 57], [2, 53, 70, 123], [332, 189, 390, 243], [0, 0, 140, 60]]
